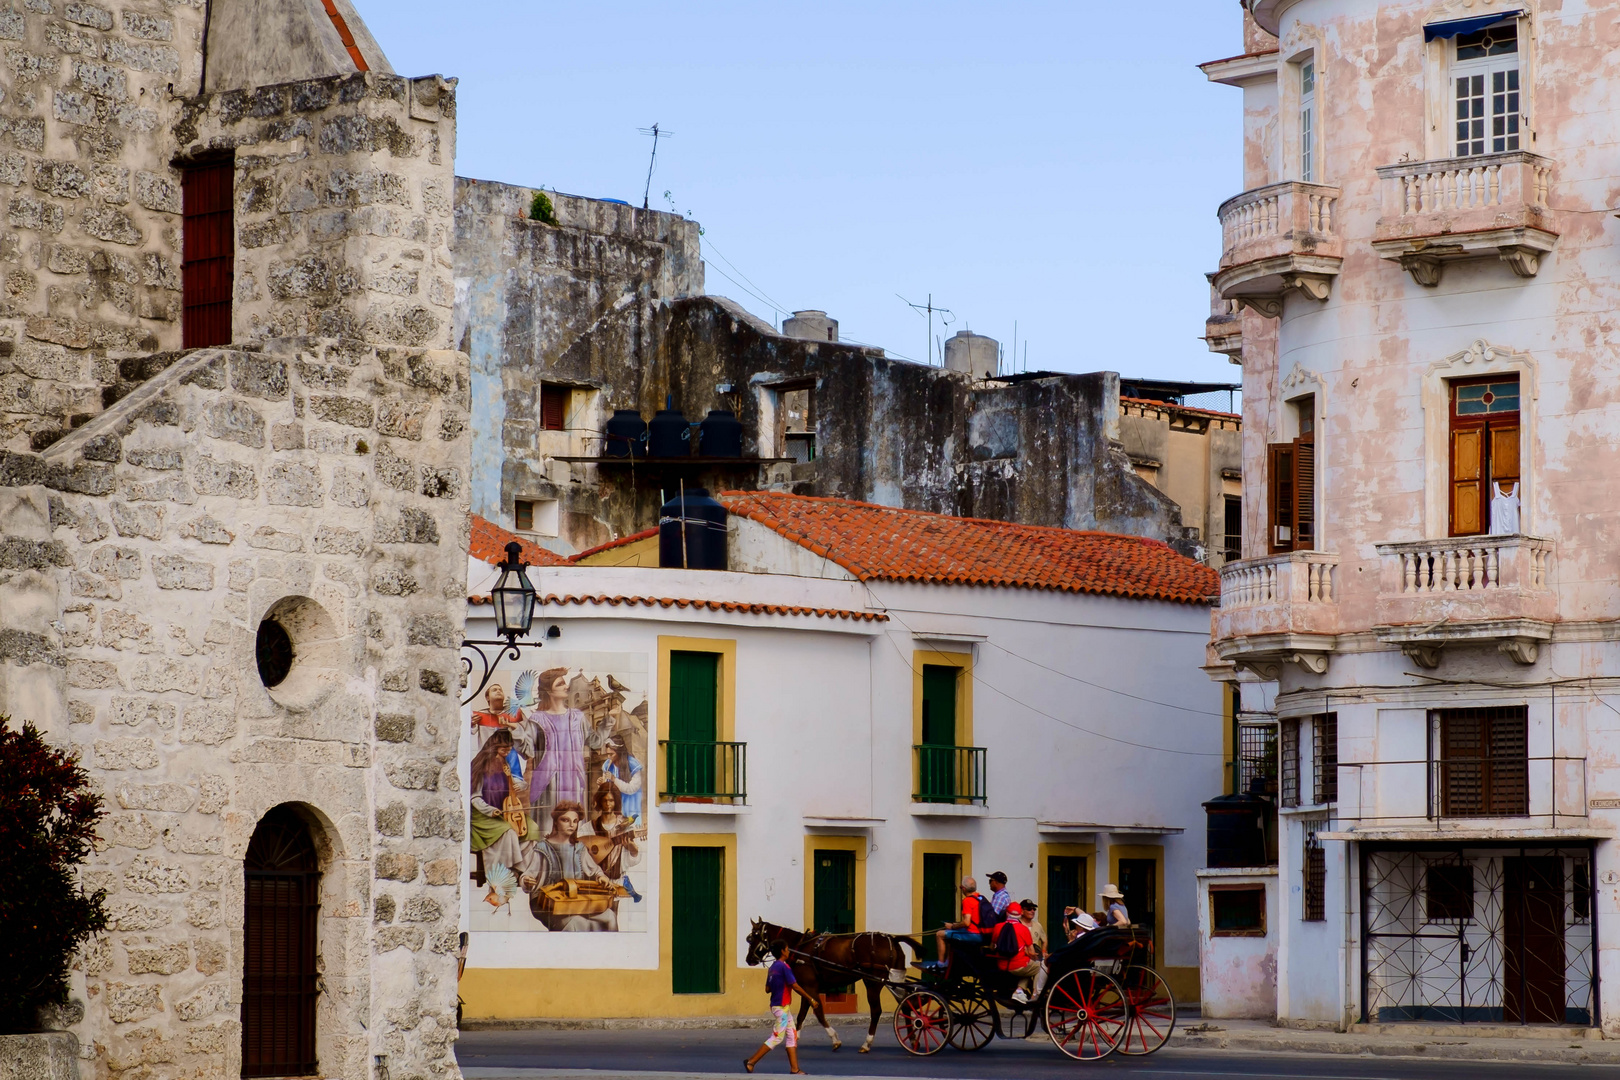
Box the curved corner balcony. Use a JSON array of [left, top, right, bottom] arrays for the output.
[[1212, 551, 1340, 677], [1213, 181, 1343, 318], [1372, 152, 1557, 285]]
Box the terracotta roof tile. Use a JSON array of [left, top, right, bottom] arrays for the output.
[[718, 491, 1219, 605], [468, 593, 887, 623], [570, 527, 659, 562], [1120, 396, 1241, 421], [469, 514, 571, 567]]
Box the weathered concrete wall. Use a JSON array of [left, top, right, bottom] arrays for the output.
[[0, 342, 468, 1080], [1120, 399, 1244, 564]]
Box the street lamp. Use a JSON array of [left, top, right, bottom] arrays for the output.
[[461, 540, 543, 705]]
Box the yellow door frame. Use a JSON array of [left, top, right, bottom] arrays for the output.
[[1037, 842, 1095, 948], [663, 832, 738, 996], [657, 635, 738, 804], [803, 835, 867, 933], [911, 648, 973, 799], [911, 838, 972, 939]]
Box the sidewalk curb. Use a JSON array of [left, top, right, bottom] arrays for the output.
[[1170, 1028, 1620, 1065]]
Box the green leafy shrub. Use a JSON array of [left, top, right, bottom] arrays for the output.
[[0, 717, 107, 1033], [529, 190, 556, 224]]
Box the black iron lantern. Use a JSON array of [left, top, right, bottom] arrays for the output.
[[490, 540, 537, 641]]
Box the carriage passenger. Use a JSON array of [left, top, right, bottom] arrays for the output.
[[995, 902, 1041, 1001], [934, 875, 989, 963]]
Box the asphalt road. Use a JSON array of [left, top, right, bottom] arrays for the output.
[[456, 1028, 1620, 1078]]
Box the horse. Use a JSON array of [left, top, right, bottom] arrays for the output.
[[746, 918, 921, 1054]]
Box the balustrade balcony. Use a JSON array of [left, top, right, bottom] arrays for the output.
[[1372, 151, 1557, 285], [1212, 551, 1340, 675], [1373, 535, 1554, 667], [1212, 181, 1343, 317]]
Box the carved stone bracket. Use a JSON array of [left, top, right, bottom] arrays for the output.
[[1400, 253, 1445, 287], [1234, 296, 1284, 319], [1282, 273, 1334, 301], [1499, 246, 1543, 278], [1231, 652, 1331, 679], [1498, 638, 1540, 665], [1401, 642, 1445, 669]]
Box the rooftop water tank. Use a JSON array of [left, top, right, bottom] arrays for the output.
[[698, 409, 743, 457], [603, 408, 647, 458], [782, 310, 839, 343], [647, 407, 691, 458], [1202, 793, 1270, 869], [659, 488, 727, 570], [943, 331, 1000, 377]]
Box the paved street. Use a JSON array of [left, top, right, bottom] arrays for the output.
[[456, 1028, 1618, 1078]]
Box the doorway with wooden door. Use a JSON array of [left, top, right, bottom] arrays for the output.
[[1504, 856, 1564, 1023], [242, 805, 321, 1078]]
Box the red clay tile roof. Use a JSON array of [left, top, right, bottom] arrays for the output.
[[1121, 396, 1241, 422], [719, 491, 1219, 605], [469, 514, 572, 567], [468, 593, 886, 623], [570, 527, 659, 562]]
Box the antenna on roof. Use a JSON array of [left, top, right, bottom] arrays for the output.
[[897, 293, 956, 366], [637, 123, 673, 210]]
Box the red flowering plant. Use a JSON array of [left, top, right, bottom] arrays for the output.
[[0, 717, 108, 1034]]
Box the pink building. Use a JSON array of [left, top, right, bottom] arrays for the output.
[[1204, 0, 1618, 1034]]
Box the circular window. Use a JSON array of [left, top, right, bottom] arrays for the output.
[[256, 618, 294, 688]]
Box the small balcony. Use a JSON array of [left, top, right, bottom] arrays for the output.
[[1373, 535, 1554, 667], [1213, 181, 1343, 317], [1203, 280, 1243, 360], [1211, 551, 1339, 675], [912, 744, 987, 810], [659, 740, 747, 804], [1371, 151, 1557, 285]]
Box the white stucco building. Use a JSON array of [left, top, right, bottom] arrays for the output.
[[454, 492, 1224, 1019], [1204, 0, 1620, 1034]]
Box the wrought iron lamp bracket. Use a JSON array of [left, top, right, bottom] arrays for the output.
[[460, 636, 542, 707]]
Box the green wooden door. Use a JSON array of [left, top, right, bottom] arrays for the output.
[[671, 846, 723, 994], [921, 853, 961, 934], [919, 665, 958, 800], [668, 651, 719, 796], [1046, 856, 1085, 948], [1119, 857, 1156, 934], [813, 849, 856, 993]]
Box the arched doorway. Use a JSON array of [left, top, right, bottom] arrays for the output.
[[242, 805, 321, 1077]]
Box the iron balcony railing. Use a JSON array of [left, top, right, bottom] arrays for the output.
[[913, 744, 987, 805], [659, 740, 747, 802]]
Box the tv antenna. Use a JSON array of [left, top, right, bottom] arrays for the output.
[[638, 123, 673, 209], [896, 293, 955, 366]]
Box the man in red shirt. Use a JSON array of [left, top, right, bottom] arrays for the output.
[[935, 875, 989, 962], [995, 902, 1040, 1001]]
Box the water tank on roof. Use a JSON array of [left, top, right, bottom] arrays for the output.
[[943, 331, 999, 377], [699, 409, 743, 458], [603, 408, 647, 458], [783, 310, 839, 343], [1202, 793, 1269, 869], [659, 488, 728, 570], [648, 407, 692, 458]]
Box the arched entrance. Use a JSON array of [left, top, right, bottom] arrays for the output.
[[242, 805, 321, 1077]]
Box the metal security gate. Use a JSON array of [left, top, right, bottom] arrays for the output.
[[1362, 844, 1597, 1025]]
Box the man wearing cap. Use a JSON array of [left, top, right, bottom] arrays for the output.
[[994, 901, 1041, 1002], [1102, 883, 1130, 928], [985, 870, 1013, 923]]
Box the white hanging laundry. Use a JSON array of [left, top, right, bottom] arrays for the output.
[[1489, 481, 1520, 535]]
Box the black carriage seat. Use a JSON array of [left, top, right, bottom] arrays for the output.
[[1045, 926, 1150, 979]]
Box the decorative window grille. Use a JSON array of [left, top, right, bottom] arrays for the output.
[[1239, 721, 1278, 798], [1454, 21, 1519, 156], [1432, 706, 1529, 817], [1302, 819, 1326, 922], [1300, 61, 1316, 182], [1280, 719, 1301, 808], [1313, 712, 1338, 805]]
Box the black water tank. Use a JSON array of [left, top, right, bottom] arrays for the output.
[[648, 408, 691, 458], [603, 409, 647, 458], [699, 409, 743, 458], [1202, 793, 1269, 869], [659, 488, 727, 570]]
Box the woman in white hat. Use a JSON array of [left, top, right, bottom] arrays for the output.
[[1101, 883, 1130, 928]]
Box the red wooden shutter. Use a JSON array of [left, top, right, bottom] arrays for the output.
[[182, 161, 234, 348], [540, 385, 567, 430]]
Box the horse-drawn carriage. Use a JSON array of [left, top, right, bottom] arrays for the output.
[[746, 919, 1175, 1062]]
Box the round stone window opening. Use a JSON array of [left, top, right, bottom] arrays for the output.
[[256, 619, 294, 688]]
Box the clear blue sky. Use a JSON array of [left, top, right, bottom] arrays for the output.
[[362, 2, 1245, 383]]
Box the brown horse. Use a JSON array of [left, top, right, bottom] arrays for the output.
[[746, 918, 921, 1053]]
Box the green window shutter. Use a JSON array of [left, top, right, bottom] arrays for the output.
[[671, 846, 723, 994], [1045, 856, 1085, 948], [919, 665, 959, 800], [921, 853, 961, 935], [668, 651, 719, 796]]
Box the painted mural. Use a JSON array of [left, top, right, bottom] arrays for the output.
[[466, 651, 650, 932]]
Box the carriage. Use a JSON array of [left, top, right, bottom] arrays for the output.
[[890, 925, 1176, 1060]]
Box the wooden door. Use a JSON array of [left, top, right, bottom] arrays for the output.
[[921, 853, 961, 934], [182, 160, 233, 348], [1045, 855, 1085, 947], [919, 664, 958, 800], [667, 651, 718, 796], [242, 807, 319, 1077], [814, 849, 856, 993], [1118, 858, 1157, 933], [671, 846, 723, 994], [1505, 856, 1565, 1024]]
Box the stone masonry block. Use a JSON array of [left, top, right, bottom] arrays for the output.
[[399, 896, 442, 923], [110, 501, 163, 539], [265, 462, 323, 506], [152, 555, 213, 590], [417, 668, 446, 695], [422, 858, 458, 886], [201, 398, 266, 448], [384, 759, 439, 791], [377, 508, 439, 544], [230, 356, 288, 400], [103, 982, 162, 1024], [124, 448, 183, 470], [374, 853, 418, 882], [125, 854, 189, 893], [191, 455, 257, 499], [374, 803, 405, 836], [374, 714, 414, 743], [173, 982, 225, 1021], [313, 524, 364, 554], [178, 515, 234, 544], [374, 926, 424, 953], [93, 737, 158, 770], [309, 395, 374, 428], [412, 808, 459, 841], [124, 938, 188, 975], [106, 900, 171, 931], [114, 782, 194, 813], [373, 895, 395, 922], [370, 566, 417, 596], [376, 398, 430, 441], [63, 2, 113, 30], [180, 703, 236, 745], [405, 613, 456, 648]]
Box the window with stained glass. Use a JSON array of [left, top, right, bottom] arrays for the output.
[[1454, 21, 1519, 156]]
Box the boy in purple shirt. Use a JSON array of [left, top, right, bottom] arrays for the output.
[[744, 946, 810, 1074]]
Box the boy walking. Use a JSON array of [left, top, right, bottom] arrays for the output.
[[744, 945, 812, 1074]]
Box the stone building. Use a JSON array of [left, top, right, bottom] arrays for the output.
[[1203, 0, 1620, 1034], [0, 4, 468, 1080], [453, 178, 1221, 560]]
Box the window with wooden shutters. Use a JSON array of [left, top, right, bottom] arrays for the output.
[[1449, 376, 1519, 536], [540, 384, 569, 431], [1434, 705, 1528, 817], [1268, 437, 1315, 551], [1312, 712, 1338, 805], [1279, 719, 1300, 808], [242, 806, 320, 1078], [182, 158, 233, 348]]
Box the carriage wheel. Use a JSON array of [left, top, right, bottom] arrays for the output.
[[946, 987, 996, 1051], [893, 989, 951, 1056], [1045, 969, 1126, 1061], [1116, 965, 1176, 1056]]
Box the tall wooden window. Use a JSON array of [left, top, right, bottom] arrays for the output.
[[1044, 855, 1085, 948], [1301, 821, 1326, 922], [1312, 712, 1338, 805], [1449, 376, 1519, 536], [182, 159, 234, 348], [918, 664, 959, 800], [1279, 719, 1301, 808], [540, 384, 569, 431], [1454, 20, 1519, 156], [1299, 60, 1316, 182], [1268, 398, 1315, 553], [666, 651, 720, 797], [920, 852, 961, 934], [242, 806, 320, 1078], [670, 846, 723, 994], [1434, 706, 1528, 817], [1223, 494, 1242, 563]]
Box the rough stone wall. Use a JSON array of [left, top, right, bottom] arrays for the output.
[[178, 71, 458, 351], [0, 0, 210, 453], [0, 342, 470, 1080]]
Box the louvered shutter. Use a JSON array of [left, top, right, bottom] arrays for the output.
[[1269, 442, 1296, 552], [182, 161, 234, 348], [1451, 425, 1484, 536], [1293, 439, 1316, 552], [540, 385, 567, 431]]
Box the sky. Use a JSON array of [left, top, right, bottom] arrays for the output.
[[361, 2, 1246, 384]]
